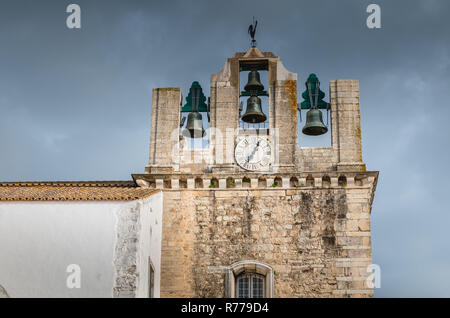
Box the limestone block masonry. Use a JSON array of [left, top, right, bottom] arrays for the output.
[[139, 47, 379, 298], [141, 172, 377, 298]]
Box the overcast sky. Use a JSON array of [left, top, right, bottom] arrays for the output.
[[1, 0, 450, 297]]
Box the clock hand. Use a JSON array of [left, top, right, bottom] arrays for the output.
[[248, 141, 260, 162]]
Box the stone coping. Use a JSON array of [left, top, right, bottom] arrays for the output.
[[133, 171, 378, 180], [132, 171, 379, 192]]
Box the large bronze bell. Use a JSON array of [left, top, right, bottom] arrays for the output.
[[241, 95, 267, 123], [244, 70, 264, 92], [183, 111, 206, 138], [302, 108, 328, 136]]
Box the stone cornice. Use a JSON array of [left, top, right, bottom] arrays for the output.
[[132, 171, 379, 197]]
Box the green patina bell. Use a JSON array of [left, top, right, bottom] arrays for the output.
[[241, 95, 267, 124], [183, 111, 206, 138], [302, 108, 328, 136], [244, 70, 264, 92]]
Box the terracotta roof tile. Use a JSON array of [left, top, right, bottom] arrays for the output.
[[0, 181, 158, 201]]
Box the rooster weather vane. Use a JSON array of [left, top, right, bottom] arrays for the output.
[[248, 17, 258, 47]]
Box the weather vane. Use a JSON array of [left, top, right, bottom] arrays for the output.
[[248, 17, 258, 47]]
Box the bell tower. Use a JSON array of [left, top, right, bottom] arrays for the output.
[[143, 47, 367, 176], [209, 47, 298, 173], [134, 32, 378, 298]]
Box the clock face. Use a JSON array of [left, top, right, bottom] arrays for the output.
[[235, 136, 271, 171]]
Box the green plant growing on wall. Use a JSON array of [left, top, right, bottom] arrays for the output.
[[243, 177, 251, 183], [227, 179, 236, 188], [271, 181, 278, 187], [209, 181, 216, 188]]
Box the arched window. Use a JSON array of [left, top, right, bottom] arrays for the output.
[[236, 273, 265, 298], [226, 260, 273, 298]]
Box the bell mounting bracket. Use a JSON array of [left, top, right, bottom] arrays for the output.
[[181, 81, 208, 113]]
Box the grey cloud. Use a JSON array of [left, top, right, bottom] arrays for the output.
[[1, 0, 450, 297]]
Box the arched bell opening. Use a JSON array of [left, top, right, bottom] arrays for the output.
[[322, 175, 331, 187], [306, 175, 314, 187], [290, 177, 299, 188], [238, 66, 269, 131], [242, 177, 251, 188], [180, 81, 210, 150], [338, 175, 347, 187], [298, 74, 331, 148]]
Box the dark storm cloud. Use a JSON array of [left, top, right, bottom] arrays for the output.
[[1, 0, 450, 296]]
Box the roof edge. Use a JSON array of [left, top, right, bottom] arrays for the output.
[[0, 180, 137, 188]]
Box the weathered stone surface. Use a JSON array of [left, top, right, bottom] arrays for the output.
[[144, 49, 377, 299], [160, 187, 374, 298]]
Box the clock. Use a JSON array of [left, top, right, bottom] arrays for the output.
[[235, 136, 272, 171]]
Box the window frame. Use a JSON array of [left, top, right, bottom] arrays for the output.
[[226, 260, 273, 298]]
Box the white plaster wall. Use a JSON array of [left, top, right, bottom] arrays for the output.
[[136, 191, 163, 298], [0, 201, 119, 297], [0, 192, 163, 298]]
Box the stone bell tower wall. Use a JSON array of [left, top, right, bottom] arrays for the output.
[[269, 60, 298, 171], [136, 48, 378, 299], [146, 88, 182, 174], [297, 79, 365, 173], [209, 59, 240, 167], [158, 171, 377, 298], [330, 80, 364, 171], [209, 50, 300, 172], [144, 75, 365, 175]]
